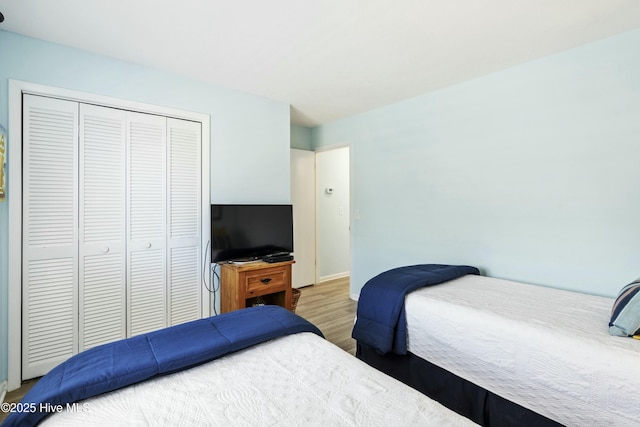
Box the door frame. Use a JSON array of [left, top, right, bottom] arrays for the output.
[[7, 80, 211, 390]]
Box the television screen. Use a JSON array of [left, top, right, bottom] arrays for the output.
[[210, 204, 294, 263]]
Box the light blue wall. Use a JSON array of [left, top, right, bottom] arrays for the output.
[[313, 29, 640, 299], [290, 123, 313, 150], [0, 30, 290, 385]]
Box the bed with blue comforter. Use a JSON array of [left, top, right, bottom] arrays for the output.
[[352, 264, 480, 355], [354, 265, 639, 427], [3, 305, 322, 427], [3, 305, 475, 427]]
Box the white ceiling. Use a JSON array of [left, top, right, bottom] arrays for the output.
[[1, 0, 640, 127]]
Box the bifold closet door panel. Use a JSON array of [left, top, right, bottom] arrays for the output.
[[127, 112, 168, 337], [167, 118, 202, 326], [22, 95, 79, 379], [79, 104, 127, 351]]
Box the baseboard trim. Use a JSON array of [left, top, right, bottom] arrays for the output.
[[319, 271, 350, 283], [0, 380, 7, 403]]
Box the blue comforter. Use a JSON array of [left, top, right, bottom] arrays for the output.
[[3, 305, 323, 427], [352, 264, 479, 355]]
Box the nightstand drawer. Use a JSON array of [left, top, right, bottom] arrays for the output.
[[245, 267, 288, 295]]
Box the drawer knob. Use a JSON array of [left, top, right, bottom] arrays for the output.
[[260, 278, 272, 284]]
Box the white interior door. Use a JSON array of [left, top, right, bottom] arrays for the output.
[[78, 104, 127, 351], [126, 112, 167, 336], [167, 118, 203, 325], [22, 95, 79, 378], [291, 149, 316, 288]]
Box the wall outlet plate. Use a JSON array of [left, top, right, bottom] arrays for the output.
[[0, 380, 7, 403]]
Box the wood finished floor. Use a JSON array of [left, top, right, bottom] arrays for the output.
[[0, 277, 357, 423], [295, 276, 357, 355], [0, 378, 38, 423]]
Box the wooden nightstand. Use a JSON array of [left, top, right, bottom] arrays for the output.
[[220, 260, 294, 313]]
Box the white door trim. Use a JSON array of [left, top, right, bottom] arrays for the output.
[[7, 79, 211, 391]]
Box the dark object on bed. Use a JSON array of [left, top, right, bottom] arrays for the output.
[[4, 306, 323, 427], [352, 263, 480, 354], [356, 342, 564, 427]]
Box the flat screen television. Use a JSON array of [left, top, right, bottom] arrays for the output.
[[210, 204, 294, 263]]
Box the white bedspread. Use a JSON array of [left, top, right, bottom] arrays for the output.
[[405, 275, 640, 427], [41, 332, 474, 427]]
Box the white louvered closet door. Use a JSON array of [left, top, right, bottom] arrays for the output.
[[127, 112, 168, 336], [22, 95, 79, 379], [21, 95, 206, 380], [79, 104, 127, 351], [167, 118, 202, 325]]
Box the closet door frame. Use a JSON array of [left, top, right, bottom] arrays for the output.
[[7, 80, 211, 391]]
